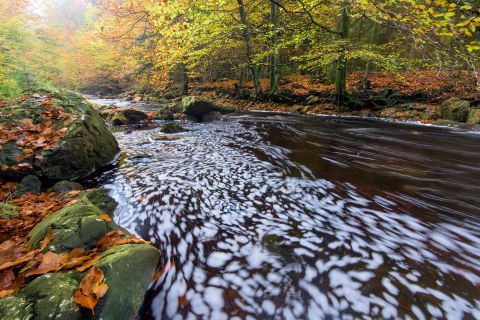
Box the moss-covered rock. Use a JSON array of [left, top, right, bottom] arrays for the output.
[[0, 189, 159, 320], [0, 203, 20, 219], [0, 92, 119, 181], [180, 96, 234, 121], [153, 108, 174, 121], [28, 190, 118, 251], [13, 175, 41, 197], [160, 122, 185, 134], [0, 271, 82, 320], [440, 97, 470, 122], [0, 293, 33, 320], [202, 111, 223, 122], [111, 109, 148, 126], [94, 244, 160, 320], [49, 181, 83, 194]]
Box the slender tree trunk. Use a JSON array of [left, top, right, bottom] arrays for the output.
[[269, 0, 280, 95], [180, 63, 189, 95], [335, 1, 349, 109], [360, 22, 377, 90], [237, 0, 262, 98]]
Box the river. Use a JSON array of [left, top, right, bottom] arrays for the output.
[[87, 97, 480, 319]]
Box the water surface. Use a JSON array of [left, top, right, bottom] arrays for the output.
[[88, 97, 480, 319]]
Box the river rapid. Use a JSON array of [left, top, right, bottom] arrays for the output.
[[87, 97, 480, 320]]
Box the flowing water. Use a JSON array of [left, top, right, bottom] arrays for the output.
[[88, 97, 480, 320]]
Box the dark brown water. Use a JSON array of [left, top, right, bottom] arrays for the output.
[[89, 98, 480, 319]]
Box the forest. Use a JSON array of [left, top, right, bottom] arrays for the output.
[[1, 0, 479, 106], [1, 1, 480, 320]]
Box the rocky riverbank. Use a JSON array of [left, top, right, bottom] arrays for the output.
[[0, 92, 160, 319]]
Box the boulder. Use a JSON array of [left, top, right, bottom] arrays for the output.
[[49, 181, 83, 194], [153, 109, 174, 121], [0, 271, 82, 320], [440, 97, 470, 122], [1, 189, 160, 320], [111, 109, 148, 126], [0, 92, 119, 181], [180, 96, 234, 121], [13, 175, 41, 196], [160, 122, 185, 134], [95, 244, 160, 320], [202, 111, 223, 122], [467, 109, 480, 125]]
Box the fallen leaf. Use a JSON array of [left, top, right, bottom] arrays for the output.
[[74, 267, 109, 313], [77, 255, 101, 272], [0, 275, 24, 298], [99, 214, 112, 222]]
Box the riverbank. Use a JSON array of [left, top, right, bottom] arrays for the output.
[[0, 92, 159, 319], [114, 71, 480, 131]]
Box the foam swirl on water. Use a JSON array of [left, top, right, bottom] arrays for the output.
[[88, 102, 480, 319]]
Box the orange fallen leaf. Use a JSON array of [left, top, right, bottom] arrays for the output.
[[74, 267, 108, 313], [77, 255, 101, 272], [99, 214, 112, 222]]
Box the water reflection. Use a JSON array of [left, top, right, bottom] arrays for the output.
[[88, 101, 480, 319]]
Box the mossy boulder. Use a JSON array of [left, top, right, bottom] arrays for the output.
[[202, 111, 223, 122], [13, 175, 41, 197], [0, 189, 159, 320], [94, 244, 160, 320], [180, 96, 234, 121], [28, 189, 118, 252], [440, 97, 471, 122], [153, 108, 174, 121], [160, 122, 185, 134], [0, 203, 20, 220], [49, 181, 83, 194], [0, 271, 82, 320], [0, 92, 119, 181], [111, 109, 148, 126]]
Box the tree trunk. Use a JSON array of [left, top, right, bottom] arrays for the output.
[[180, 63, 189, 95], [269, 0, 280, 95], [360, 22, 377, 90], [334, 2, 349, 110], [236, 0, 262, 98]]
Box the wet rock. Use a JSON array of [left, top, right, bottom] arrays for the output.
[[161, 122, 185, 134], [0, 271, 82, 320], [202, 111, 223, 122], [0, 203, 20, 220], [0, 93, 119, 181], [82, 189, 118, 216], [28, 193, 112, 251], [13, 175, 41, 196], [440, 97, 470, 122], [49, 181, 83, 194], [95, 244, 160, 320], [180, 96, 234, 121], [112, 109, 148, 126], [153, 108, 174, 121], [467, 109, 480, 125]]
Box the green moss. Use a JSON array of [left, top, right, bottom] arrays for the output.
[[0, 203, 20, 219], [160, 122, 185, 133], [94, 244, 160, 320]]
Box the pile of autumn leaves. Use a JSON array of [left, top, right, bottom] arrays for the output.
[[0, 96, 72, 172], [0, 186, 148, 312]]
